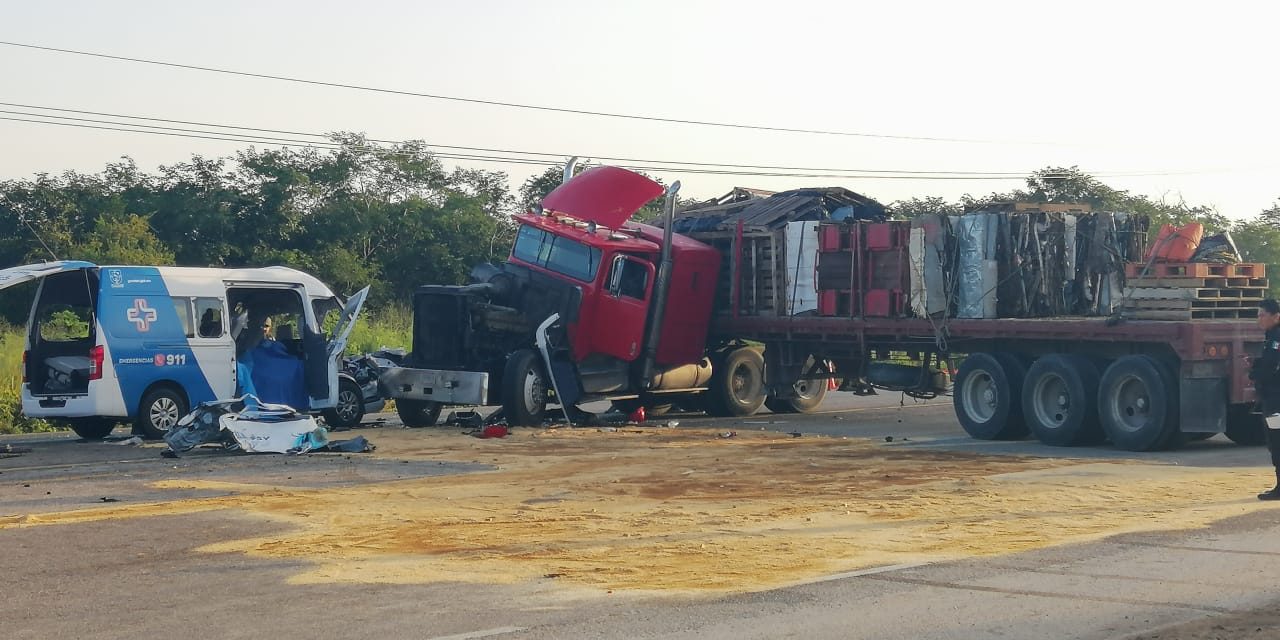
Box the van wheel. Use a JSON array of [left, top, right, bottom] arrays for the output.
[[396, 399, 443, 428], [323, 377, 365, 430], [502, 349, 548, 427], [68, 418, 118, 440], [136, 387, 188, 439], [706, 347, 766, 417]]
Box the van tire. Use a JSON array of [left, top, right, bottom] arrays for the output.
[[68, 418, 118, 440], [135, 387, 188, 439], [322, 377, 365, 430]]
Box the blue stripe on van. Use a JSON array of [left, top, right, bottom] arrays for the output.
[[98, 267, 216, 416]]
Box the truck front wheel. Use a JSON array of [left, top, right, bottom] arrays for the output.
[[706, 347, 766, 417], [503, 349, 548, 426], [396, 399, 442, 427]]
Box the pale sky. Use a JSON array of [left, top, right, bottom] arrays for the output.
[[2, 0, 1277, 218]]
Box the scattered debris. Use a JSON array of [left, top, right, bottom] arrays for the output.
[[162, 395, 374, 456], [885, 436, 894, 442], [788, 431, 802, 438], [0, 444, 32, 458], [113, 436, 145, 446], [99, 497, 119, 503], [471, 425, 508, 439], [718, 431, 737, 439]]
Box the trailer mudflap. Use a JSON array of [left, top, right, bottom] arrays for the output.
[[380, 367, 489, 406], [1180, 377, 1227, 433]]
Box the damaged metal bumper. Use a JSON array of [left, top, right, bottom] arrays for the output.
[[379, 367, 489, 406]]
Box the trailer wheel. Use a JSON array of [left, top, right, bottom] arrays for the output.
[[67, 418, 118, 440], [764, 357, 829, 414], [322, 377, 365, 430], [502, 349, 548, 426], [953, 353, 1026, 440], [396, 399, 442, 428], [1225, 405, 1268, 446], [1098, 356, 1178, 451], [706, 347, 766, 417], [135, 386, 188, 439], [1022, 354, 1103, 446]]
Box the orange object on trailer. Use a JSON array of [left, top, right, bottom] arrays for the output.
[[1145, 223, 1204, 262]]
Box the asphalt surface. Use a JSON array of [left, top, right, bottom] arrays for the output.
[[3, 393, 1279, 640]]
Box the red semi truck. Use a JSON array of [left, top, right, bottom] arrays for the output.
[[380, 163, 1264, 451]]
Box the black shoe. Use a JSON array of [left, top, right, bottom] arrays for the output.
[[1258, 487, 1280, 501]]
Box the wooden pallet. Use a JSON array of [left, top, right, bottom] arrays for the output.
[[1127, 276, 1268, 289], [1126, 308, 1255, 320], [1124, 286, 1268, 300], [1125, 262, 1266, 279], [1123, 298, 1262, 310]]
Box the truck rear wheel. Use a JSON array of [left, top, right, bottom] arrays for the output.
[[502, 349, 548, 426], [954, 353, 1027, 440], [764, 358, 828, 414], [1225, 405, 1267, 446], [396, 399, 443, 427], [1098, 355, 1179, 451], [1022, 354, 1103, 446], [706, 347, 766, 417]]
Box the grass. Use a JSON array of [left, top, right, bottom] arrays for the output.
[[0, 308, 414, 435]]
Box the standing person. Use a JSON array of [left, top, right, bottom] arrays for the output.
[[1250, 299, 1280, 500]]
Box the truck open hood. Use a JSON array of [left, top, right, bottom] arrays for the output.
[[540, 166, 665, 229], [0, 261, 96, 292]]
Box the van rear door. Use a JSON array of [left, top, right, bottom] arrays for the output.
[[0, 261, 97, 291]]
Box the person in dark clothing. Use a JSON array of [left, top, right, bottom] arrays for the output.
[[1249, 298, 1280, 500]]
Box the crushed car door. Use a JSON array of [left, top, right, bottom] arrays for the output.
[[306, 286, 370, 409]]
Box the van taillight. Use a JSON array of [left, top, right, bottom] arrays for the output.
[[89, 345, 104, 381], [22, 350, 28, 383]]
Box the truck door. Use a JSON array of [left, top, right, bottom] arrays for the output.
[[593, 256, 654, 362]]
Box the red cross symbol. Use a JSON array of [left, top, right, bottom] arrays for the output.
[[127, 298, 158, 332]]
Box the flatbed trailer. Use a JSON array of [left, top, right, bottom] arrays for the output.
[[707, 276, 1262, 451]]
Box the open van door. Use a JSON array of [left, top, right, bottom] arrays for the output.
[[310, 286, 370, 409], [0, 261, 96, 291]]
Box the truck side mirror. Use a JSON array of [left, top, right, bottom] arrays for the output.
[[608, 255, 626, 297]]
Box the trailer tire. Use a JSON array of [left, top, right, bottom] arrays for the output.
[[502, 349, 548, 426], [135, 386, 188, 439], [1097, 356, 1179, 451], [706, 347, 766, 417], [1225, 405, 1268, 446], [323, 377, 365, 430], [396, 399, 442, 428], [68, 418, 118, 440], [1022, 354, 1103, 446], [954, 353, 1026, 440]]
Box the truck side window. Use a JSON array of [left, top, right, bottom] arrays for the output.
[[172, 298, 194, 338], [613, 259, 649, 300], [195, 298, 225, 338]]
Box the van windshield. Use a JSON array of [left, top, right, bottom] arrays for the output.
[[511, 224, 602, 282]]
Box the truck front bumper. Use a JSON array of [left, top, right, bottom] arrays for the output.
[[379, 367, 490, 406]]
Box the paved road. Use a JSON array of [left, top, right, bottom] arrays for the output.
[[3, 394, 1278, 640]]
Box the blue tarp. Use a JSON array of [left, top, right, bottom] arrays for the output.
[[244, 340, 309, 410]]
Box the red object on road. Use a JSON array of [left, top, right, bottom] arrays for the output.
[[628, 406, 646, 424], [479, 425, 508, 439]]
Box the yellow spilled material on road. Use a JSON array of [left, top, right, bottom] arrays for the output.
[[4, 428, 1276, 593]]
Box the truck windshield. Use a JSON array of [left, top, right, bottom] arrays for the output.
[[512, 224, 601, 282]]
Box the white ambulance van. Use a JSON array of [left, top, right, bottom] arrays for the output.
[[0, 261, 368, 439]]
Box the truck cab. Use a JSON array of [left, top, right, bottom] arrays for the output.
[[382, 165, 725, 426]]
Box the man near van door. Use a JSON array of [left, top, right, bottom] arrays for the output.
[[1250, 298, 1280, 500]]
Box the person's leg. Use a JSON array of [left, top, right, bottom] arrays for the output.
[[1260, 424, 1280, 500]]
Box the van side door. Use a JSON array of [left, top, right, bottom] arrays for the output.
[[185, 296, 235, 400]]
